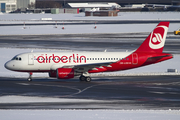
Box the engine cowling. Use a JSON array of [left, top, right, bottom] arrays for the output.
[[56, 68, 74, 79]]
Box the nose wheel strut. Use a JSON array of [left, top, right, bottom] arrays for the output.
[[27, 72, 33, 82]]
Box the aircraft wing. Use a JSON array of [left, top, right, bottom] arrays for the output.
[[62, 62, 116, 72]]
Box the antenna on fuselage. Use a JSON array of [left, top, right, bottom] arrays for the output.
[[104, 49, 107, 52], [31, 50, 33, 53]]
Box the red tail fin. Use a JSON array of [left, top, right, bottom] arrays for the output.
[[135, 22, 169, 53]]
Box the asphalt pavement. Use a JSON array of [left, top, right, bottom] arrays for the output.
[[0, 76, 180, 109]]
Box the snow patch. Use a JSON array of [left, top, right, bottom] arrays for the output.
[[0, 109, 180, 120]]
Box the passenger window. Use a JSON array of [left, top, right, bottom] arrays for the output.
[[19, 57, 22, 61]]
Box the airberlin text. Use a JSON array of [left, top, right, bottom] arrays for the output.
[[37, 54, 86, 63]]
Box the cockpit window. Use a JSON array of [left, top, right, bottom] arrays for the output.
[[12, 57, 16, 60], [11, 56, 22, 61]]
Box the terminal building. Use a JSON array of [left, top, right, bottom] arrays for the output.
[[0, 0, 16, 13], [0, 0, 35, 13]]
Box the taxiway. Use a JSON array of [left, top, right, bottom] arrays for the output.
[[0, 76, 180, 109]]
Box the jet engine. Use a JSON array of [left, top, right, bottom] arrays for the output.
[[56, 68, 74, 79]]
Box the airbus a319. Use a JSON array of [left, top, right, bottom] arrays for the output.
[[4, 22, 173, 82]]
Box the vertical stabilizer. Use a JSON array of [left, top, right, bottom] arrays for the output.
[[135, 22, 169, 53]]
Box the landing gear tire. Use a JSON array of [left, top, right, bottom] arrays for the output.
[[27, 78, 32, 82], [79, 75, 86, 81], [85, 77, 91, 82], [79, 76, 91, 82]]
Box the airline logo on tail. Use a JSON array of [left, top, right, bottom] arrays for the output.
[[135, 22, 169, 53], [149, 25, 168, 49]]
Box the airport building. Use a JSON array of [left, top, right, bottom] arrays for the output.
[[0, 0, 35, 13], [16, 0, 35, 9], [64, 3, 120, 12], [0, 0, 16, 13], [36, 0, 176, 7]]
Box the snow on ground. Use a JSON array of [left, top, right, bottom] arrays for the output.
[[0, 12, 180, 21], [0, 23, 179, 35], [0, 109, 180, 120], [0, 95, 106, 103], [0, 24, 156, 35], [0, 12, 180, 35]]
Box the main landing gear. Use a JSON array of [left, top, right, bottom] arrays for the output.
[[27, 72, 33, 82], [79, 75, 91, 82]]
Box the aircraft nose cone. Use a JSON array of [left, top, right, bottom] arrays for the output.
[[4, 61, 12, 70]]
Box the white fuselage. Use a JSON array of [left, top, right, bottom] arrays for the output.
[[5, 51, 132, 72]]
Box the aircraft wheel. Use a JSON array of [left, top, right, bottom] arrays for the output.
[[79, 75, 86, 81], [85, 77, 91, 82], [27, 78, 32, 82]]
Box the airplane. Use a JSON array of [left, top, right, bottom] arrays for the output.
[[4, 22, 173, 82]]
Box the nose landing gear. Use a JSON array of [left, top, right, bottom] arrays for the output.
[[27, 72, 33, 82]]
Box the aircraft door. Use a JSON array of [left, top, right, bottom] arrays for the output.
[[132, 53, 138, 65], [28, 54, 34, 65]]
